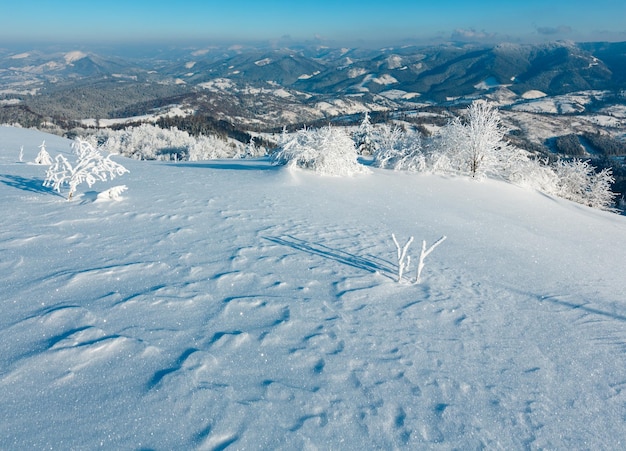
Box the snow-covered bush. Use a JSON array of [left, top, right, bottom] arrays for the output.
[[96, 185, 128, 202], [507, 156, 559, 193], [96, 124, 243, 161], [34, 141, 52, 165], [272, 125, 369, 176], [44, 139, 129, 200], [552, 159, 616, 211], [372, 126, 426, 171]]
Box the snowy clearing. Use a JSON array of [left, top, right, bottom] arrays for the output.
[[1, 126, 625, 449]]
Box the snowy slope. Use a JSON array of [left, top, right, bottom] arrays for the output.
[[1, 126, 625, 449]]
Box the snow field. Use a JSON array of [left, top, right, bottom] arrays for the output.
[[1, 126, 625, 449]]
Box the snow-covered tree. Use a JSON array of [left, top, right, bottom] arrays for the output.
[[240, 136, 266, 159], [437, 101, 514, 179], [44, 139, 129, 200], [271, 125, 369, 176], [353, 112, 374, 155], [34, 141, 52, 165], [96, 124, 242, 161], [372, 126, 425, 171]]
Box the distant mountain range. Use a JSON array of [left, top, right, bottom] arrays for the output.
[[1, 40, 625, 129]]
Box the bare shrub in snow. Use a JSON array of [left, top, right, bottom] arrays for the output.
[[44, 139, 129, 200], [391, 233, 447, 284], [392, 234, 414, 282], [272, 125, 369, 176], [34, 141, 52, 165]]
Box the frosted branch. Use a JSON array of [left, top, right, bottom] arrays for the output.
[[392, 233, 414, 283], [415, 236, 447, 284]]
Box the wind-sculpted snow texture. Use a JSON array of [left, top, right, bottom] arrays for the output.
[[1, 126, 626, 449]]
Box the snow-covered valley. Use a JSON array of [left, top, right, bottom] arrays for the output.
[[1, 126, 625, 449]]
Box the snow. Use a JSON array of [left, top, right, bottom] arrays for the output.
[[254, 58, 272, 67], [64, 51, 88, 64], [9, 52, 30, 59], [296, 71, 320, 80], [512, 91, 609, 115], [198, 78, 235, 92], [272, 88, 292, 99], [522, 90, 547, 99], [80, 106, 192, 128], [474, 77, 503, 90], [0, 99, 21, 106], [2, 125, 626, 449], [386, 55, 403, 70], [380, 89, 421, 101], [371, 74, 398, 86], [348, 68, 368, 79]]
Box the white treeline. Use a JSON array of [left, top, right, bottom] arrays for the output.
[[271, 125, 370, 176], [360, 101, 616, 211], [92, 124, 248, 161], [67, 101, 616, 211]]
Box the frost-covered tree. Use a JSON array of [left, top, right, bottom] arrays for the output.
[[372, 126, 425, 171], [553, 159, 616, 211], [353, 112, 374, 155], [438, 101, 514, 179], [272, 125, 369, 176], [44, 139, 129, 200], [34, 141, 52, 165], [96, 124, 242, 161], [507, 156, 559, 194], [240, 136, 266, 159]]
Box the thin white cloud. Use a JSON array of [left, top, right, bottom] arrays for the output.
[[451, 28, 498, 42], [536, 25, 573, 36]]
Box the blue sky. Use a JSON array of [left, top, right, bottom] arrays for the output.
[[2, 0, 625, 46]]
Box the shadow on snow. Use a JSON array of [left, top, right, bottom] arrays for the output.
[[539, 295, 626, 322], [0, 174, 62, 197], [264, 235, 396, 280], [167, 159, 278, 171]]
